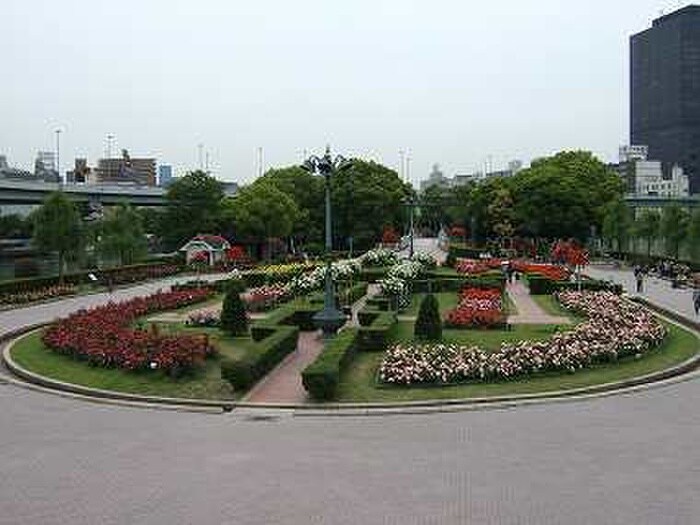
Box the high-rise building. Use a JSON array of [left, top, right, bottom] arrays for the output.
[[34, 151, 59, 182], [158, 164, 173, 187], [630, 5, 700, 193]]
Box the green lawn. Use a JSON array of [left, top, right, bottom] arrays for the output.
[[531, 294, 579, 321], [9, 327, 257, 400], [334, 322, 699, 402], [402, 292, 460, 316]]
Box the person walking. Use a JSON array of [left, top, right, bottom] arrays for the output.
[[634, 265, 644, 293], [693, 284, 700, 316]]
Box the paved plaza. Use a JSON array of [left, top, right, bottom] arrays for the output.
[[0, 251, 698, 524]]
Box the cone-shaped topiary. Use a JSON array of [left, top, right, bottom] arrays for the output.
[[414, 293, 442, 341], [220, 287, 248, 336]]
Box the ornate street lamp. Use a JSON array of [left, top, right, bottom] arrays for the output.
[[402, 195, 418, 258], [301, 146, 353, 338]]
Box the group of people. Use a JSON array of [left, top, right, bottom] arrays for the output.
[[634, 264, 700, 316]]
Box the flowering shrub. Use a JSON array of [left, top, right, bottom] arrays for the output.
[[42, 288, 215, 375], [186, 310, 220, 327], [359, 248, 399, 267], [1, 284, 77, 306], [512, 261, 570, 281], [242, 284, 290, 312], [444, 287, 506, 328], [454, 258, 503, 275], [380, 291, 665, 385], [410, 252, 437, 269]]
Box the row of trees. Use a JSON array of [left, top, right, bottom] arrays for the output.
[[602, 201, 700, 261], [418, 151, 624, 242], [31, 193, 147, 282], [147, 160, 413, 254]]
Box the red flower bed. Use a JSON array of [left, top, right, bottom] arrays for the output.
[[511, 261, 570, 281], [444, 287, 506, 328], [455, 258, 503, 275], [41, 288, 215, 375]]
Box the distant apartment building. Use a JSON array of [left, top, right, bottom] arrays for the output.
[[0, 155, 7, 170], [158, 164, 173, 187], [66, 158, 92, 184], [630, 5, 700, 193], [95, 150, 156, 186], [421, 160, 523, 191], [615, 145, 690, 197]]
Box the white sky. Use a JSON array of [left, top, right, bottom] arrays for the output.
[[1, 0, 693, 185]]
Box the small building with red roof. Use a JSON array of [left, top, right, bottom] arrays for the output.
[[179, 234, 231, 266]]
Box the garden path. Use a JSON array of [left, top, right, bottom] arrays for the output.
[[506, 280, 570, 325], [243, 287, 379, 404]]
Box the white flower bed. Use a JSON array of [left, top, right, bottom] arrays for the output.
[[379, 291, 666, 385], [410, 252, 437, 268], [359, 248, 399, 267]]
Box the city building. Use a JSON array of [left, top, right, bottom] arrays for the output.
[[0, 154, 33, 180], [34, 151, 59, 182], [158, 164, 173, 187], [95, 149, 156, 186], [630, 5, 700, 193], [0, 155, 7, 170], [420, 164, 449, 192], [66, 158, 92, 184]]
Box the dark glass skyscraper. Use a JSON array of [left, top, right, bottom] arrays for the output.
[[630, 5, 700, 193]]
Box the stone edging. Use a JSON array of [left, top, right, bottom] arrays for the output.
[[3, 304, 700, 415]]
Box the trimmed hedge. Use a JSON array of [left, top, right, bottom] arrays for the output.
[[412, 276, 506, 293], [527, 275, 623, 295], [0, 261, 183, 295], [221, 326, 299, 390], [357, 308, 398, 351], [365, 296, 391, 311], [301, 328, 359, 400], [359, 267, 389, 283]]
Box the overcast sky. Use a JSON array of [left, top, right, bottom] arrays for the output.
[[1, 0, 693, 185]]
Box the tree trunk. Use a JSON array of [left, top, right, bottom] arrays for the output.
[[58, 250, 65, 285], [647, 237, 651, 258]]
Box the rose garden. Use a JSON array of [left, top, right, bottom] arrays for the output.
[[6, 242, 698, 405]]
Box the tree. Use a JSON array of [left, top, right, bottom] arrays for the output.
[[228, 182, 300, 258], [602, 199, 632, 254], [162, 171, 224, 250], [660, 204, 689, 260], [32, 192, 83, 283], [97, 203, 147, 266], [510, 151, 623, 240], [331, 159, 412, 251], [633, 209, 661, 258], [256, 166, 325, 247], [220, 286, 248, 336], [414, 294, 442, 341], [687, 208, 700, 262], [0, 213, 32, 239], [488, 186, 515, 245]]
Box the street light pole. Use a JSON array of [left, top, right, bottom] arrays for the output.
[[55, 129, 62, 183], [302, 146, 353, 339], [403, 196, 417, 258]]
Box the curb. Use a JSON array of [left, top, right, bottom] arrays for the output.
[[3, 306, 700, 416]]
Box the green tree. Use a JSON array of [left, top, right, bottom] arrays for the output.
[[162, 171, 224, 250], [602, 199, 632, 254], [256, 166, 325, 247], [660, 204, 689, 260], [331, 159, 412, 251], [687, 208, 700, 262], [0, 213, 33, 238], [488, 186, 515, 245], [419, 184, 452, 233], [220, 287, 248, 336], [32, 192, 83, 283], [633, 209, 661, 258], [229, 182, 300, 258], [414, 294, 442, 341], [97, 203, 147, 266], [510, 151, 623, 240]]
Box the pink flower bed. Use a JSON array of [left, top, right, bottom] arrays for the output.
[[242, 284, 290, 312], [380, 291, 665, 385], [42, 288, 215, 374], [454, 258, 502, 275]]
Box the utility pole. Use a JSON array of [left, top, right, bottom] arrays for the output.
[[55, 129, 62, 183]]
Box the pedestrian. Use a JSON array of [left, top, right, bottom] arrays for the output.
[[636, 270, 644, 293], [694, 285, 700, 316]]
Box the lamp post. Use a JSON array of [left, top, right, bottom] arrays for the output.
[[402, 195, 418, 258], [301, 146, 353, 338], [55, 128, 62, 184]]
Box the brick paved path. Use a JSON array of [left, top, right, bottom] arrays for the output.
[[506, 280, 570, 325], [244, 286, 379, 404]]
